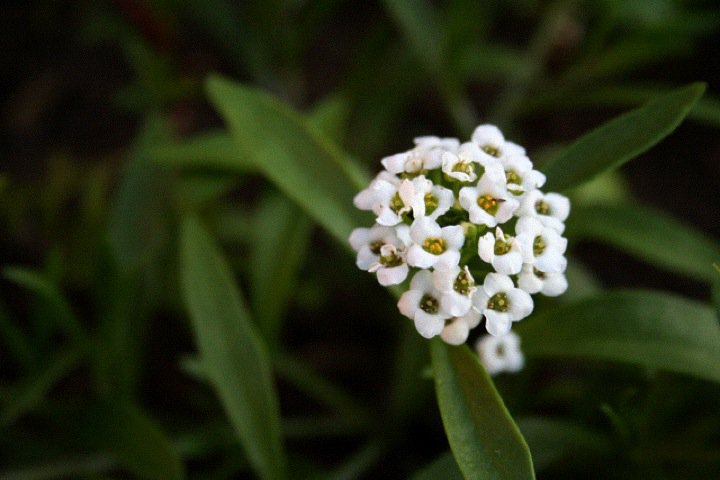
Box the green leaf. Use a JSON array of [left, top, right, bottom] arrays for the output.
[[2, 267, 84, 344], [206, 75, 369, 245], [516, 289, 720, 383], [566, 204, 720, 283], [430, 340, 535, 480], [250, 194, 311, 347], [82, 401, 184, 480], [383, 0, 446, 74], [151, 130, 255, 173], [541, 83, 705, 192], [179, 216, 286, 480], [412, 452, 463, 480], [108, 115, 173, 273], [0, 348, 82, 428], [0, 301, 34, 369]]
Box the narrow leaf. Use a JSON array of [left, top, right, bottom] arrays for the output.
[[3, 267, 84, 344], [82, 401, 184, 480], [250, 192, 311, 347], [542, 83, 705, 192], [430, 340, 535, 479], [151, 130, 255, 173], [566, 204, 720, 282], [179, 216, 286, 480], [516, 289, 720, 383], [205, 74, 369, 245], [383, 0, 446, 73]]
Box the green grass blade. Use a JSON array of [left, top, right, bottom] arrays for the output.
[[383, 0, 445, 74], [430, 340, 535, 480], [517, 289, 720, 382], [566, 204, 720, 283], [151, 130, 255, 173], [82, 401, 185, 480], [2, 267, 85, 344], [205, 74, 369, 245], [179, 215, 286, 480], [542, 83, 705, 192]]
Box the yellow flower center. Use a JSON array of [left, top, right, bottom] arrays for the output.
[[422, 237, 446, 255]]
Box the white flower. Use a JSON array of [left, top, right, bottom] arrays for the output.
[[352, 171, 399, 211], [471, 124, 526, 160], [348, 225, 409, 286], [441, 309, 482, 345], [381, 152, 418, 175], [476, 331, 524, 375], [414, 136, 460, 170], [398, 270, 450, 338], [409, 179, 454, 221], [473, 273, 533, 336], [441, 142, 489, 183], [518, 191, 570, 233], [433, 265, 476, 317], [458, 169, 518, 227], [517, 264, 568, 296], [501, 154, 546, 196], [406, 217, 464, 269], [515, 216, 567, 273], [477, 227, 523, 275]]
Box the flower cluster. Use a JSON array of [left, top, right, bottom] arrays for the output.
[[349, 125, 569, 358]]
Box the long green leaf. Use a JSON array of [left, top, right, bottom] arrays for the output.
[[516, 290, 720, 383], [542, 83, 705, 192], [179, 216, 286, 480], [2, 267, 84, 344], [566, 204, 720, 282], [82, 401, 184, 480], [250, 193, 310, 348], [383, 0, 445, 74], [151, 130, 255, 173], [205, 74, 369, 245], [430, 340, 535, 479]]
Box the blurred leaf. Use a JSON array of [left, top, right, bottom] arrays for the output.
[[570, 170, 631, 206], [82, 401, 184, 480], [250, 193, 311, 347], [430, 340, 535, 479], [455, 45, 527, 82], [517, 289, 720, 383], [0, 348, 82, 429], [108, 115, 173, 273], [206, 75, 369, 245], [179, 216, 286, 480], [0, 301, 34, 369], [411, 451, 463, 480], [561, 259, 603, 303], [516, 416, 612, 472], [151, 130, 255, 173], [566, 204, 720, 282], [308, 94, 351, 145], [542, 83, 705, 192], [383, 0, 445, 74], [2, 266, 84, 344]]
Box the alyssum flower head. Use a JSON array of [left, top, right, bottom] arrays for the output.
[[350, 125, 570, 372]]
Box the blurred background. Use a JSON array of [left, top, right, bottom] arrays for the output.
[[1, 0, 720, 478]]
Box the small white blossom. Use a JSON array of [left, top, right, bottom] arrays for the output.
[[398, 270, 449, 338], [433, 265, 476, 317], [501, 154, 546, 196], [410, 179, 454, 221], [441, 142, 488, 183], [473, 273, 533, 336], [471, 124, 526, 161], [458, 169, 518, 227], [441, 309, 482, 345], [477, 227, 523, 275], [349, 225, 410, 286], [414, 136, 460, 170], [517, 264, 568, 296], [476, 331, 524, 375], [516, 216, 567, 273], [406, 217, 464, 269], [518, 190, 570, 233]]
